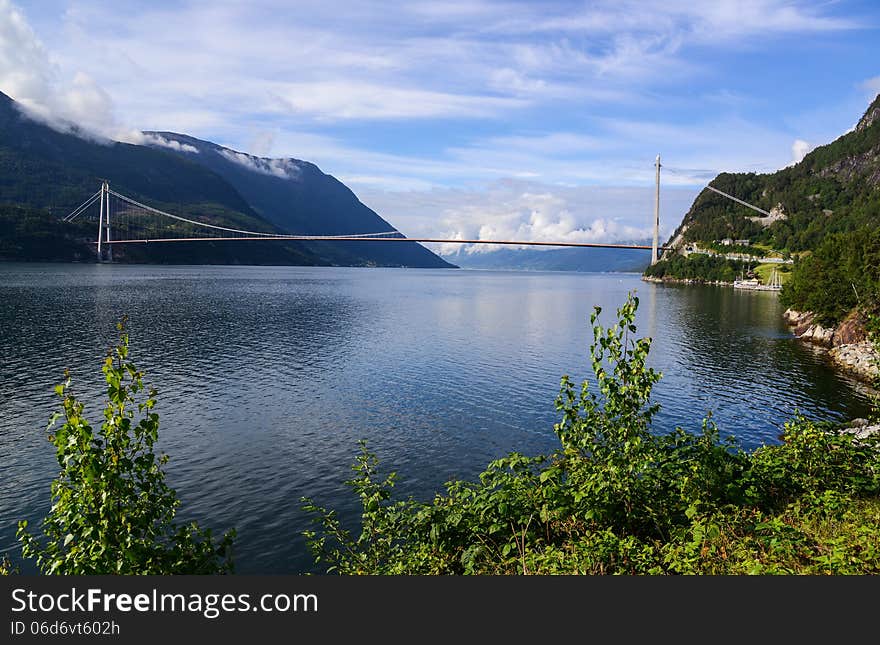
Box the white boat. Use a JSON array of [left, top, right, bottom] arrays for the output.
[[734, 268, 781, 291], [733, 276, 760, 289]]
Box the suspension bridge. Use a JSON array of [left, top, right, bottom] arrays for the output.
[[64, 180, 670, 264], [64, 156, 678, 263]]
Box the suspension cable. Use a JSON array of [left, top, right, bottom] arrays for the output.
[[107, 189, 399, 239]]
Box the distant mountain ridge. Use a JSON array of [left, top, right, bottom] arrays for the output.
[[0, 90, 452, 268], [444, 243, 651, 273]]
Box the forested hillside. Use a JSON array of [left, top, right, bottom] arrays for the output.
[[665, 94, 880, 254], [646, 94, 880, 325]]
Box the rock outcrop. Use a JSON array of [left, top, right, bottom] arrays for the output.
[[783, 309, 878, 384], [832, 311, 868, 345], [782, 309, 834, 346], [856, 95, 880, 133], [830, 342, 878, 383], [817, 144, 880, 189], [748, 203, 788, 228], [841, 418, 880, 441]]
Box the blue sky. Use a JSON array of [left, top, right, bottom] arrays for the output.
[[1, 0, 878, 252]]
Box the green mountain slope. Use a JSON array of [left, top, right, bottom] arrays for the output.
[[659, 94, 880, 255], [0, 91, 323, 264], [646, 94, 880, 326], [0, 94, 260, 214]]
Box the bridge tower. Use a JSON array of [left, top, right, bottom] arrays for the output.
[[651, 154, 661, 265], [96, 181, 112, 262]]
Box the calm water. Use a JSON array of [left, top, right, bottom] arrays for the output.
[[0, 263, 873, 573]]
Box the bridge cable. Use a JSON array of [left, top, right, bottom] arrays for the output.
[[63, 190, 103, 222], [108, 189, 399, 240]]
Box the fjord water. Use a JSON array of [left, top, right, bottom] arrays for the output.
[[0, 263, 873, 573]]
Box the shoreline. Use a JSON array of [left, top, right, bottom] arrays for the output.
[[642, 275, 734, 287], [642, 275, 879, 387]]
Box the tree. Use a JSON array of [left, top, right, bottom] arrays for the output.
[[17, 319, 234, 574], [780, 226, 880, 325]]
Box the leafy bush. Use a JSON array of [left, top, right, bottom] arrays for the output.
[[17, 320, 235, 574], [12, 299, 879, 575], [0, 554, 15, 575]]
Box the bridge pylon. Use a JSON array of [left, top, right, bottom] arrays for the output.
[[96, 181, 112, 262], [651, 154, 661, 265]]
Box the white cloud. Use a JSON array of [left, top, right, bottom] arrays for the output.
[[247, 130, 276, 157], [0, 0, 53, 109], [0, 0, 201, 151], [127, 133, 196, 153], [0, 0, 116, 140], [487, 67, 547, 95], [218, 148, 301, 179], [268, 81, 526, 121], [27, 0, 860, 137], [791, 139, 811, 164], [431, 190, 663, 256], [338, 174, 436, 192], [356, 179, 700, 255], [491, 1, 857, 39], [859, 75, 880, 95]]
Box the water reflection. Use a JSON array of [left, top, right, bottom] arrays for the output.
[[651, 283, 869, 445]]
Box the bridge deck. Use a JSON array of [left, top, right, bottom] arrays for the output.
[[106, 236, 666, 250]]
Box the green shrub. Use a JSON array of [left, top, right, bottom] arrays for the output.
[[17, 320, 235, 574], [0, 554, 15, 575]]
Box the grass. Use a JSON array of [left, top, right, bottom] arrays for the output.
[[514, 497, 880, 574], [754, 263, 792, 285]]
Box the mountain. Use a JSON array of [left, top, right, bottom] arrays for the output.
[[659, 94, 880, 257], [0, 91, 324, 264], [143, 132, 453, 269], [0, 91, 452, 268], [443, 244, 651, 273], [645, 94, 880, 329]]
